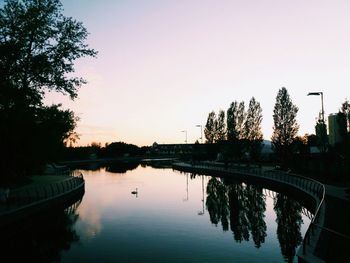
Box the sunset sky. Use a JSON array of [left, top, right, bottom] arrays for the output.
[[44, 0, 350, 146]]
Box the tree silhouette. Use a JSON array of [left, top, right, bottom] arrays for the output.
[[215, 109, 226, 142], [244, 97, 263, 161], [226, 101, 246, 160], [0, 0, 96, 179], [227, 101, 239, 141], [271, 87, 299, 165], [0, 0, 97, 105], [204, 111, 216, 144]]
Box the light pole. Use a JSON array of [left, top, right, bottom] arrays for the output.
[[308, 91, 327, 153], [181, 130, 187, 144], [196, 125, 203, 143], [307, 92, 324, 122]]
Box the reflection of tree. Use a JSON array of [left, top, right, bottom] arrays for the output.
[[246, 185, 267, 248], [69, 162, 139, 173], [206, 178, 267, 248], [228, 183, 250, 242], [274, 194, 303, 262], [0, 199, 81, 262], [206, 177, 229, 230], [105, 162, 139, 174]]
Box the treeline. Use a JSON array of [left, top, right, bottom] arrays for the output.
[[61, 142, 149, 161], [202, 88, 350, 180], [204, 96, 263, 162]]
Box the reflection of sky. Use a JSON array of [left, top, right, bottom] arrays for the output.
[[62, 166, 311, 262]]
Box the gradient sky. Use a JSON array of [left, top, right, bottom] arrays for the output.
[[43, 0, 350, 146]]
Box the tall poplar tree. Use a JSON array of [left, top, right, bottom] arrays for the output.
[[227, 101, 238, 141], [271, 87, 299, 162], [226, 101, 246, 160], [244, 97, 263, 161], [205, 111, 217, 144], [236, 102, 246, 140], [215, 109, 226, 142]]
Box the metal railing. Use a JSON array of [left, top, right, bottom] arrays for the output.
[[0, 171, 84, 214], [174, 162, 324, 201]]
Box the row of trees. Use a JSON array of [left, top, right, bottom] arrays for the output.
[[204, 97, 263, 144], [202, 87, 350, 180], [204, 97, 264, 161], [0, 0, 96, 181], [62, 141, 148, 161], [203, 87, 301, 164]]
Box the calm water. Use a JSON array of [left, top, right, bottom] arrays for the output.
[[2, 164, 311, 262]]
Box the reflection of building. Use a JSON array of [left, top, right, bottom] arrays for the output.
[[328, 113, 347, 146]]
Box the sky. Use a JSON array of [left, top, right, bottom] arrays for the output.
[[43, 0, 350, 146]]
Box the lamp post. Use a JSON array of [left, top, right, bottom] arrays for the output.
[[308, 91, 328, 153], [195, 125, 203, 143], [307, 92, 324, 122], [181, 130, 187, 144]]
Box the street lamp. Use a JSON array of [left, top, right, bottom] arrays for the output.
[[195, 125, 203, 143], [181, 130, 187, 144], [307, 92, 324, 122], [308, 91, 328, 153]]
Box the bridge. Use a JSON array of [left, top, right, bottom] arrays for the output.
[[172, 162, 350, 263]]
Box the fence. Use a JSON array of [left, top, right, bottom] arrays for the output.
[[0, 171, 84, 214]]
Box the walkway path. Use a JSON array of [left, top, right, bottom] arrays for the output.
[[0, 171, 84, 228]]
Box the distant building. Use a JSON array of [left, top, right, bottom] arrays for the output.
[[151, 142, 194, 155], [328, 113, 347, 146]]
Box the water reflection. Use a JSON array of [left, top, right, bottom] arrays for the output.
[[105, 162, 139, 174], [274, 193, 303, 262], [0, 198, 82, 262], [68, 161, 139, 174], [57, 166, 309, 262], [206, 176, 304, 259]]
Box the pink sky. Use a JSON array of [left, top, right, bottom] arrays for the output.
[[44, 0, 350, 146]]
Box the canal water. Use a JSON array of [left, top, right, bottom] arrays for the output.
[[2, 164, 311, 262]]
